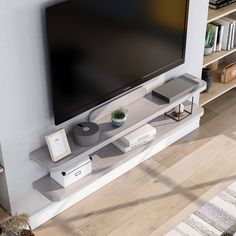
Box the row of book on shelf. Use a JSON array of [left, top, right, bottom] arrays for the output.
[[209, 0, 236, 9], [206, 16, 236, 53]]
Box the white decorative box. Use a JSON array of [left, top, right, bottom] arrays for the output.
[[50, 156, 92, 188], [120, 124, 156, 146]]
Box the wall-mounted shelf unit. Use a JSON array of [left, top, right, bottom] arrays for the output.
[[201, 3, 236, 106], [33, 104, 203, 202], [30, 75, 206, 202], [30, 75, 205, 173]]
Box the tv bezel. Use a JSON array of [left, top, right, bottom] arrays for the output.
[[45, 0, 190, 125]]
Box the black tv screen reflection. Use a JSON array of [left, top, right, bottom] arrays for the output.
[[46, 0, 189, 125]]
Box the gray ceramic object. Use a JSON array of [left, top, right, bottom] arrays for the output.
[[73, 122, 100, 146]]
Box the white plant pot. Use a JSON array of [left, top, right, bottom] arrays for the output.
[[204, 46, 213, 56], [111, 116, 127, 127]]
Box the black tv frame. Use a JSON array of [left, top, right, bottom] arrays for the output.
[[45, 0, 190, 125]]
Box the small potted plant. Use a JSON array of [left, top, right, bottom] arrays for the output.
[[111, 107, 128, 127], [0, 213, 34, 236], [204, 24, 215, 56]]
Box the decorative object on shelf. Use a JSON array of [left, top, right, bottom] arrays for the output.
[[113, 124, 156, 153], [0, 213, 34, 236], [174, 103, 185, 116], [165, 97, 194, 122], [111, 107, 128, 127], [221, 62, 236, 83], [201, 67, 213, 92], [204, 24, 215, 55], [45, 129, 71, 162], [73, 122, 100, 146], [50, 156, 92, 188], [152, 75, 200, 103]]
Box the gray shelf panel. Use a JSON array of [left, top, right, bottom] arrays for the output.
[[33, 104, 203, 201], [30, 75, 206, 172]]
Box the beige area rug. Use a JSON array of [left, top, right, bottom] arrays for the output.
[[166, 182, 236, 236]]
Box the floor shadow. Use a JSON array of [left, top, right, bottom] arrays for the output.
[[39, 170, 236, 233]]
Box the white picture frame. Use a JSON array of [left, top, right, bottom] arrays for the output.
[[45, 129, 71, 162]]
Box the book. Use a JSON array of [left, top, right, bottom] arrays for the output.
[[209, 0, 228, 9], [223, 17, 235, 50], [209, 0, 236, 9], [214, 21, 225, 51], [112, 135, 155, 153], [210, 0, 227, 3], [224, 17, 236, 49], [120, 124, 156, 146], [217, 24, 224, 51], [214, 18, 231, 50], [213, 22, 224, 51]]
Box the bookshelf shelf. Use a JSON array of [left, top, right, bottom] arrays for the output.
[[208, 2, 236, 23], [200, 63, 236, 106], [203, 47, 236, 67]]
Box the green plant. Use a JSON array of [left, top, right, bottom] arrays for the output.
[[111, 107, 127, 120], [205, 24, 215, 48]]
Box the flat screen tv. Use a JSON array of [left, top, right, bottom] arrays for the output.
[[46, 0, 189, 125]]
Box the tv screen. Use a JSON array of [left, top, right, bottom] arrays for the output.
[[46, 0, 189, 125]]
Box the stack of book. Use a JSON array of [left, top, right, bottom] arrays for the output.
[[209, 0, 236, 9], [206, 17, 236, 53], [112, 124, 156, 153]]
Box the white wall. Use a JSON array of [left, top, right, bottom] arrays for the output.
[[0, 0, 208, 217]]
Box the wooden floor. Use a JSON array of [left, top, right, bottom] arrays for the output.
[[34, 88, 236, 236]]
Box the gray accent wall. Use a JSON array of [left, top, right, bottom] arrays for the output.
[[0, 0, 208, 216]]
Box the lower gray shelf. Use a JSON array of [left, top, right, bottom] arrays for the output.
[[33, 104, 203, 202]]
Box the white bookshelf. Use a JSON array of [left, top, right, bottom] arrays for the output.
[[201, 3, 236, 105]]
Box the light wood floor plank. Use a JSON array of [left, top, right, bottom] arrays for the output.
[[107, 180, 205, 236], [154, 128, 212, 168]]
